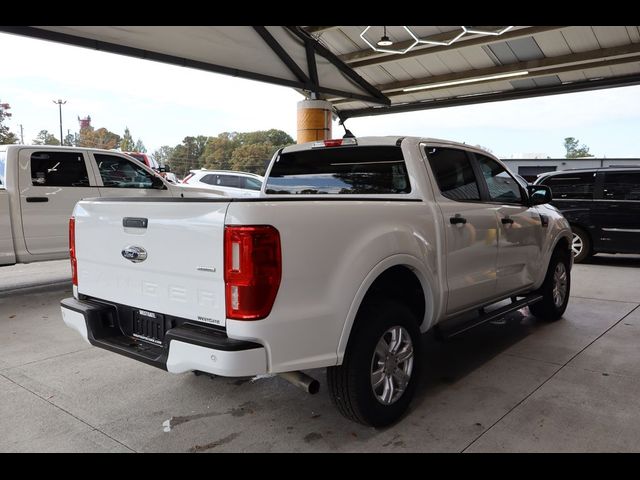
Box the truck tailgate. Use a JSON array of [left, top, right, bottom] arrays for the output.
[[74, 199, 230, 327]]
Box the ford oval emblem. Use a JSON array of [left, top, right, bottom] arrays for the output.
[[121, 245, 148, 263]]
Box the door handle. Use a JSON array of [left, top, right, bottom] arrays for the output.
[[501, 217, 514, 225], [450, 215, 467, 225], [26, 197, 49, 203]]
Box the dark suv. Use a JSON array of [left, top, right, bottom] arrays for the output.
[[534, 167, 640, 262]]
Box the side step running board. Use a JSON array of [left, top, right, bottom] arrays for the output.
[[437, 294, 543, 340]]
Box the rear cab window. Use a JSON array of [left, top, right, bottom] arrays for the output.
[[265, 146, 411, 195]]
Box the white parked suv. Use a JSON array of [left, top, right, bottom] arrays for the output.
[[182, 169, 263, 197], [61, 137, 572, 426]]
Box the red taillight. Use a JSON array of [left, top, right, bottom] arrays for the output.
[[323, 139, 343, 147], [69, 217, 77, 286], [182, 173, 194, 184], [224, 225, 281, 320]]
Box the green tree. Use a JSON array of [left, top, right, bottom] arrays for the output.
[[0, 101, 19, 144], [236, 129, 293, 147], [79, 127, 121, 150], [201, 132, 238, 170], [202, 129, 293, 173], [32, 129, 61, 145], [564, 137, 594, 158], [166, 135, 209, 177], [151, 145, 175, 167], [230, 143, 275, 174], [120, 127, 135, 151], [134, 139, 146, 153]]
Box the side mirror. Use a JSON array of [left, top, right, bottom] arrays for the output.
[[527, 185, 552, 206]]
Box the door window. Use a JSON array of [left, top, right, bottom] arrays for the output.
[[426, 147, 480, 201], [242, 177, 262, 191], [217, 175, 242, 188], [30, 151, 90, 187], [476, 154, 522, 203], [539, 172, 595, 199], [95, 154, 155, 188], [602, 172, 640, 200]]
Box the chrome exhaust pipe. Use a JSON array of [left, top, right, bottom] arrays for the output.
[[278, 371, 320, 394]]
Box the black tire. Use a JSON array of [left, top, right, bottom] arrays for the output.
[[571, 226, 591, 263], [529, 250, 571, 321], [327, 300, 422, 428]]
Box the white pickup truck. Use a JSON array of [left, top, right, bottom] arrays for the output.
[[60, 136, 572, 427], [0, 145, 217, 266]]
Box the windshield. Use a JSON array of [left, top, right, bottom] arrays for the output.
[[0, 151, 6, 187]]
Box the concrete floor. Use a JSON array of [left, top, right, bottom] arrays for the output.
[[1, 256, 639, 452]]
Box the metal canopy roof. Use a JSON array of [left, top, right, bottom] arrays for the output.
[[3, 26, 640, 121]]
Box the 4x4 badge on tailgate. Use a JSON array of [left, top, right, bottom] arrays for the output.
[[121, 245, 148, 263]]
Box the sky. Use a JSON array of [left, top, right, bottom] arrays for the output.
[[2, 30, 640, 159]]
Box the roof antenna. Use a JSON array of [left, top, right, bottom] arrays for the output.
[[339, 119, 355, 139]]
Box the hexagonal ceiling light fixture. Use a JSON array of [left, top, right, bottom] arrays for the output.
[[415, 27, 467, 46], [360, 26, 419, 55], [462, 26, 514, 36]]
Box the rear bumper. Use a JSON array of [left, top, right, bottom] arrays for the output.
[[60, 297, 267, 377]]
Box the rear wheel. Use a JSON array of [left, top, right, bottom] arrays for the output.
[[529, 250, 571, 321], [571, 226, 591, 263], [327, 300, 422, 427]]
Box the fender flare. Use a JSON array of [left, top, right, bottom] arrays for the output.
[[335, 253, 438, 363], [535, 230, 573, 288]]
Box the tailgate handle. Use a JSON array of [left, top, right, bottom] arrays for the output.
[[123, 217, 148, 229], [26, 197, 49, 203]]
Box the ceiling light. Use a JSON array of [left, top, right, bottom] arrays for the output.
[[377, 26, 393, 46], [402, 70, 529, 92], [360, 26, 419, 55]]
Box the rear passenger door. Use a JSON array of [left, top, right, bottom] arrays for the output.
[[425, 146, 499, 314], [18, 148, 98, 256], [89, 153, 172, 198], [593, 170, 640, 252], [474, 153, 543, 294]]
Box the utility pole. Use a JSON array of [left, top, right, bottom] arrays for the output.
[[19, 124, 24, 144], [53, 99, 66, 145]]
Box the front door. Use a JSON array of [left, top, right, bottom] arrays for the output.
[[18, 148, 97, 256], [474, 153, 543, 294]]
